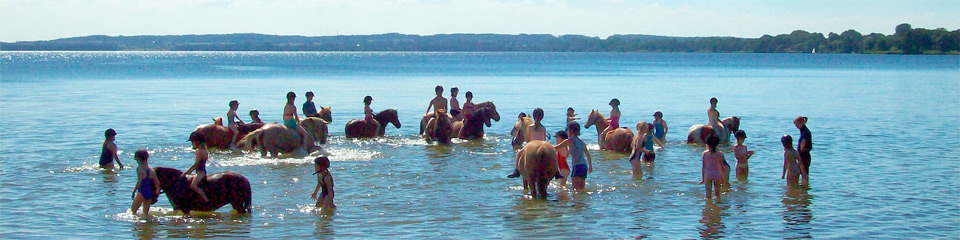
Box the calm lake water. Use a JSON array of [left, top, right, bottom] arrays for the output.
[[1, 52, 958, 239]]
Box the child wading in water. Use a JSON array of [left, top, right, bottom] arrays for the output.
[[652, 111, 668, 143], [555, 121, 592, 191], [183, 132, 210, 203], [311, 156, 336, 209], [701, 135, 727, 199], [781, 135, 808, 188], [131, 149, 160, 218], [555, 130, 571, 187], [630, 122, 664, 177], [227, 100, 245, 152], [733, 130, 755, 182], [566, 107, 580, 124], [99, 128, 124, 169]]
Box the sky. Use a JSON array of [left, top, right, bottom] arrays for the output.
[[1, 0, 958, 42]]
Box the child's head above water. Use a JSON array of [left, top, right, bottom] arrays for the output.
[[306, 91, 314, 99], [609, 98, 620, 107], [532, 108, 544, 121], [566, 121, 581, 135], [781, 135, 793, 148], [735, 130, 747, 140], [653, 111, 663, 119], [636, 121, 648, 134], [229, 100, 239, 109], [555, 130, 568, 140], [434, 85, 443, 95], [188, 132, 206, 148], [249, 109, 259, 116], [105, 128, 117, 139], [363, 96, 373, 106], [450, 87, 459, 97], [314, 156, 330, 172], [286, 91, 296, 102], [135, 149, 149, 163], [465, 91, 473, 100]]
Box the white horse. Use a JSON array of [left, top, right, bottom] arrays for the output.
[[687, 116, 741, 144]]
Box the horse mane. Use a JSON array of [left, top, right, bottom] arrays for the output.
[[476, 101, 495, 109], [154, 167, 184, 190]]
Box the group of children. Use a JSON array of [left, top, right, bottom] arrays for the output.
[[424, 85, 478, 123]]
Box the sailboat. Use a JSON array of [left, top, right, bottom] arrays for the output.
[[812, 48, 816, 54]]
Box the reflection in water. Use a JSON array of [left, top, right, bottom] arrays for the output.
[[699, 200, 727, 239], [781, 187, 813, 239], [133, 221, 159, 240], [314, 213, 335, 237]]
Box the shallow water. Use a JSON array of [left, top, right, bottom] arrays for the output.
[[1, 52, 958, 238]]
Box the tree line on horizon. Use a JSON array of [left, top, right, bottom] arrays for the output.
[[2, 23, 957, 54]]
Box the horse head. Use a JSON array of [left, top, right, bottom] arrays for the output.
[[375, 109, 401, 129], [212, 117, 224, 126], [319, 107, 333, 123], [584, 110, 603, 129], [154, 167, 185, 193], [722, 116, 741, 133], [477, 101, 500, 123]]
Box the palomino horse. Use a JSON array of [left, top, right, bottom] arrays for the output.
[[300, 117, 329, 144], [452, 102, 500, 140], [197, 118, 265, 150], [518, 140, 559, 198], [510, 116, 534, 149], [424, 109, 453, 144], [584, 110, 634, 153], [154, 167, 251, 215], [687, 116, 741, 144], [310, 106, 333, 123], [345, 109, 402, 138], [237, 123, 317, 157]]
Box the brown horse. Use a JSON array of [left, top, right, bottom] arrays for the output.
[[424, 109, 453, 144], [197, 118, 265, 150], [687, 116, 741, 144], [345, 109, 402, 138], [584, 110, 634, 153], [518, 140, 559, 198], [154, 167, 251, 215], [300, 117, 329, 144], [237, 123, 317, 157], [452, 102, 500, 140]]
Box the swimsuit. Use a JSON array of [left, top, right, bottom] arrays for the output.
[[303, 101, 318, 117], [798, 126, 812, 174], [653, 120, 665, 139], [284, 119, 298, 130], [449, 97, 461, 116], [461, 103, 476, 122], [734, 145, 749, 168], [557, 151, 570, 171], [364, 107, 374, 122], [702, 151, 724, 182], [196, 150, 207, 174], [99, 145, 113, 167], [609, 115, 620, 129], [641, 134, 656, 162], [138, 170, 155, 200]]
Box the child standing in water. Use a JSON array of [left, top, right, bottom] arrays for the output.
[[600, 99, 622, 142], [227, 100, 245, 152], [630, 122, 664, 176], [781, 135, 808, 188], [566, 107, 580, 124], [733, 130, 755, 182], [311, 156, 336, 209], [183, 132, 210, 203], [555, 130, 571, 187], [99, 128, 124, 169], [249, 109, 263, 124], [701, 135, 727, 199], [131, 149, 160, 218], [652, 111, 668, 143], [555, 121, 592, 191], [794, 116, 812, 184]]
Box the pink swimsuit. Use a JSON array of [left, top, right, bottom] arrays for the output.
[[609, 115, 620, 129]]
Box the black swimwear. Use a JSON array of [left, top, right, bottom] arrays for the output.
[[99, 145, 113, 167]]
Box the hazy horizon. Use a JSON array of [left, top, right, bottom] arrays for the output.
[[2, 0, 958, 42]]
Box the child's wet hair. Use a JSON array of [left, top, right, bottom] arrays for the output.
[[705, 135, 720, 149], [229, 100, 239, 108], [609, 98, 620, 106], [135, 149, 149, 162], [532, 108, 544, 120], [555, 130, 568, 139], [450, 87, 458, 94], [567, 107, 574, 112], [710, 97, 718, 104], [636, 121, 648, 132], [434, 85, 443, 94], [249, 109, 259, 115], [286, 91, 296, 100], [566, 121, 581, 134], [518, 112, 527, 118], [363, 96, 373, 105], [465, 91, 473, 98], [105, 128, 117, 138], [735, 130, 747, 139], [794, 116, 808, 125], [315, 156, 330, 169], [306, 91, 314, 98], [781, 135, 793, 148], [647, 123, 654, 131], [188, 132, 206, 145]]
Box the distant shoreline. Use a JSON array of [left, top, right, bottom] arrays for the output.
[[2, 24, 957, 55]]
